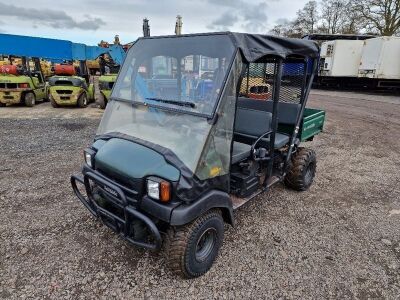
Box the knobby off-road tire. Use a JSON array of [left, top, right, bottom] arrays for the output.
[[77, 93, 88, 108], [285, 147, 316, 191], [24, 92, 36, 107], [165, 209, 224, 278]]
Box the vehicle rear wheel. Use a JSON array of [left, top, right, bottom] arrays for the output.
[[165, 209, 224, 278], [77, 93, 88, 108], [285, 147, 316, 191], [98, 92, 107, 109], [0, 102, 6, 107], [24, 92, 36, 107]]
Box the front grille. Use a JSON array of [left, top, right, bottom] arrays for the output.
[[91, 169, 142, 206], [56, 90, 73, 94], [54, 80, 73, 86]]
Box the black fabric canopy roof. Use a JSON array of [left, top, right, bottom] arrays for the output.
[[136, 32, 320, 62], [228, 32, 320, 62]]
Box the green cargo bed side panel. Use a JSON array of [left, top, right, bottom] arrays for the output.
[[277, 107, 325, 142], [301, 108, 325, 141], [95, 138, 180, 181]]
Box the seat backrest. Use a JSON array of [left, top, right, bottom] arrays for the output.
[[237, 97, 300, 125], [235, 107, 272, 137]]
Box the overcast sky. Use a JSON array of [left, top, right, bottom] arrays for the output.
[[0, 0, 308, 45]]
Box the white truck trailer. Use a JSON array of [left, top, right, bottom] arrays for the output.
[[316, 36, 400, 90], [320, 40, 364, 77], [358, 36, 400, 88]]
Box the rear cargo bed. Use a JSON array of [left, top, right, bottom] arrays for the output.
[[277, 107, 325, 141], [300, 108, 325, 141]]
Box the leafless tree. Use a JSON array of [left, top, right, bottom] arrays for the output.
[[340, 1, 364, 34], [320, 0, 346, 34], [356, 0, 400, 35], [270, 21, 303, 38], [295, 1, 320, 34]]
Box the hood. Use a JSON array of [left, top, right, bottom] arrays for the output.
[[94, 138, 180, 182], [48, 76, 85, 87]]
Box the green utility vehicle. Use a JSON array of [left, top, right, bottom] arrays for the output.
[[71, 32, 325, 278], [48, 64, 94, 108], [97, 74, 117, 109], [0, 58, 47, 107]]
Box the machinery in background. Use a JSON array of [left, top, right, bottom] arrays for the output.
[[175, 15, 183, 35], [48, 63, 94, 108], [0, 33, 126, 108], [0, 56, 47, 107], [98, 16, 185, 109], [96, 34, 131, 109], [97, 72, 117, 109], [305, 34, 400, 91]]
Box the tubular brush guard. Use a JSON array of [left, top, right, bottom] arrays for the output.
[[71, 172, 162, 251]]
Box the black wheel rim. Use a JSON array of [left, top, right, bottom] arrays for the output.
[[195, 228, 217, 262], [305, 162, 315, 184]]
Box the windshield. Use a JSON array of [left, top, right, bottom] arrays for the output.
[[97, 100, 212, 173], [111, 34, 235, 117]]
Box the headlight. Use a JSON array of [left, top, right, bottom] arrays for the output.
[[84, 148, 95, 168], [146, 178, 171, 202], [147, 180, 160, 199]]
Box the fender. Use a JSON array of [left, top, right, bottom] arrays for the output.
[[170, 190, 234, 226]]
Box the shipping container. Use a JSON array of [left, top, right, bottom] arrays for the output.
[[358, 37, 400, 80], [319, 40, 364, 77]]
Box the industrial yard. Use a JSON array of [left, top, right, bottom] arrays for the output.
[[1, 0, 400, 296], [1, 89, 399, 299]]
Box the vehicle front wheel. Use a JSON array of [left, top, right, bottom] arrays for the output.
[[50, 96, 59, 108], [24, 92, 36, 107], [165, 209, 224, 278], [77, 93, 88, 108], [285, 147, 316, 191], [0, 102, 6, 107]]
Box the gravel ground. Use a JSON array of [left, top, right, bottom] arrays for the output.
[[1, 90, 400, 299]]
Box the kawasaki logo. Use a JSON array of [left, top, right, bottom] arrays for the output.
[[304, 123, 316, 130], [103, 185, 118, 197]]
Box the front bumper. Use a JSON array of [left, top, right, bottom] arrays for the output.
[[71, 171, 162, 250]]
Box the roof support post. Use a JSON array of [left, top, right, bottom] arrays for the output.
[[265, 58, 283, 185], [283, 57, 318, 175]]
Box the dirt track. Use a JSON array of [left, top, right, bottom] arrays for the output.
[[1, 90, 400, 299]]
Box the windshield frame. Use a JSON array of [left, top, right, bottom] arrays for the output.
[[109, 34, 238, 119]]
